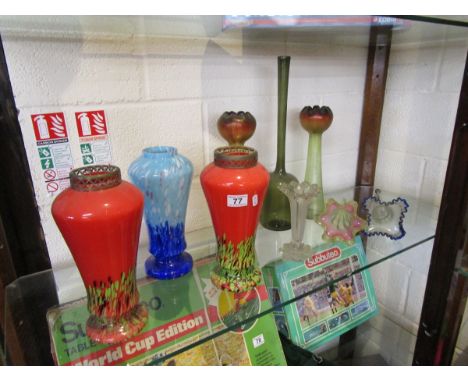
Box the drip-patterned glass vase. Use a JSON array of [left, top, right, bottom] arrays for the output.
[[129, 146, 193, 280], [260, 56, 298, 231], [51, 165, 148, 344], [201, 147, 269, 293]]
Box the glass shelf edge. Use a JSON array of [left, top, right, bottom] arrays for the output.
[[4, 186, 439, 365], [145, 234, 436, 365]]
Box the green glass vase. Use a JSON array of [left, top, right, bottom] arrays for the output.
[[300, 105, 333, 221], [260, 56, 298, 231]]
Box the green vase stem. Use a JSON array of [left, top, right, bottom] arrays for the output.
[[275, 56, 289, 173], [304, 133, 325, 220]]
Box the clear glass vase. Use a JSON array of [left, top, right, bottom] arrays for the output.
[[260, 56, 298, 231], [277, 181, 320, 261]]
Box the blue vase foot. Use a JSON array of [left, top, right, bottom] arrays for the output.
[[145, 252, 193, 280]]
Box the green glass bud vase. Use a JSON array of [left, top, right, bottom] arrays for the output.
[[260, 56, 298, 231], [300, 105, 334, 221]]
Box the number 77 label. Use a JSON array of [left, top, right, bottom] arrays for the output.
[[227, 194, 248, 207]]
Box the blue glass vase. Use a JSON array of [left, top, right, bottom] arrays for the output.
[[129, 146, 193, 279]]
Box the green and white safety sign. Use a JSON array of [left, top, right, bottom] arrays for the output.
[[31, 112, 74, 196]]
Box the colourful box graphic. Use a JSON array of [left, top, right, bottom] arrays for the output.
[[47, 255, 286, 366], [263, 236, 378, 351]]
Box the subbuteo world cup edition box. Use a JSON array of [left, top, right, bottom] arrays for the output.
[[46, 255, 287, 366], [263, 236, 378, 351]]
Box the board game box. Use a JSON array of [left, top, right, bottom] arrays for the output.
[[263, 236, 379, 351], [46, 255, 287, 366]]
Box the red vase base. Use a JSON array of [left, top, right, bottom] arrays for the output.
[[211, 266, 262, 293], [86, 303, 148, 344]]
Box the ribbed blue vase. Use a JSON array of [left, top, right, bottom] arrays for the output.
[[129, 146, 193, 279]]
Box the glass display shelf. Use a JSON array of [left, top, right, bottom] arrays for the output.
[[3, 187, 438, 365], [0, 14, 465, 367], [0, 15, 467, 49]]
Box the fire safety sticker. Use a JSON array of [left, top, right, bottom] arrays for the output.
[[31, 113, 74, 195], [75, 110, 112, 165]]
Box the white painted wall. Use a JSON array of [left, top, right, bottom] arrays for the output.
[[1, 16, 466, 364], [369, 32, 468, 364], [1, 16, 369, 269]]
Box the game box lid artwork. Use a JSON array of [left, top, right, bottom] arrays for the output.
[[46, 256, 287, 366], [263, 236, 379, 351]]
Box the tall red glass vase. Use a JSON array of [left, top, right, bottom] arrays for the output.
[[200, 147, 269, 293], [52, 165, 148, 344]]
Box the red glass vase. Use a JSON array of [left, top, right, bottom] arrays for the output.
[[200, 147, 269, 293], [51, 165, 148, 344]]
